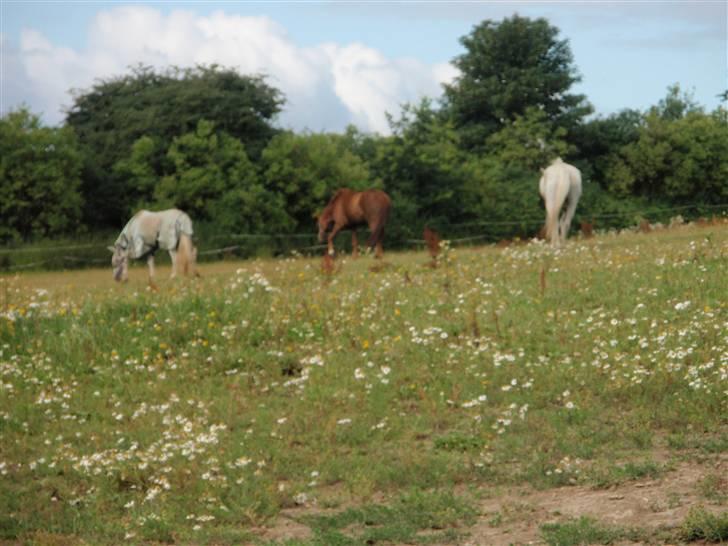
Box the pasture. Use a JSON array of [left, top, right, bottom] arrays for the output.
[[1, 223, 726, 545]]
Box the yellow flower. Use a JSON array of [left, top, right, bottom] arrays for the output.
[[362, 339, 369, 349]]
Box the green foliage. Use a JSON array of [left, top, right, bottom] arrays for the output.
[[0, 108, 84, 243], [680, 507, 728, 542], [261, 131, 374, 230], [304, 490, 477, 544], [605, 106, 728, 203], [589, 460, 664, 489], [153, 120, 288, 233], [652, 83, 703, 121], [459, 155, 544, 239], [444, 14, 592, 150], [541, 517, 629, 546], [112, 135, 159, 214], [372, 99, 468, 239], [66, 65, 283, 227], [485, 106, 575, 171], [570, 109, 642, 186]]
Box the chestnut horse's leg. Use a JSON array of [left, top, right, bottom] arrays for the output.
[[375, 241, 384, 259], [327, 225, 343, 256], [351, 230, 359, 258], [368, 221, 385, 259]]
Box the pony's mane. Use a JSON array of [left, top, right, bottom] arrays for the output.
[[327, 188, 349, 206]]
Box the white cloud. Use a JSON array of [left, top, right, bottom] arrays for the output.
[[2, 6, 457, 134]]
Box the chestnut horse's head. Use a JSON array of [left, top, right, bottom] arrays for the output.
[[317, 190, 346, 242], [317, 209, 335, 242]]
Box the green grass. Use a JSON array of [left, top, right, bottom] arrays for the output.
[[540, 517, 631, 546], [680, 507, 728, 542], [1, 224, 726, 543], [293, 489, 476, 545]]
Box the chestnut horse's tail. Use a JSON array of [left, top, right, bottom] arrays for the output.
[[367, 202, 391, 248]]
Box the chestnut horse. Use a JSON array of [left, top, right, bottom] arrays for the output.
[[317, 189, 391, 258]]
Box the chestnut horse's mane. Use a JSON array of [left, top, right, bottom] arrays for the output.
[[327, 189, 348, 206]]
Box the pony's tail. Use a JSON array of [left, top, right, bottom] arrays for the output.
[[177, 234, 196, 277], [544, 207, 560, 244], [545, 181, 570, 245]]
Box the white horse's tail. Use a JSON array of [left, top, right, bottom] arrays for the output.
[[177, 233, 196, 277], [545, 180, 570, 245]]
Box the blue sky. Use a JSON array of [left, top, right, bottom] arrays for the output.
[[2, 1, 726, 133]]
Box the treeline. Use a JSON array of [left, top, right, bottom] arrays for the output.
[[2, 15, 727, 249]]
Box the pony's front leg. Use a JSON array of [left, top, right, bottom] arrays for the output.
[[147, 255, 159, 291], [351, 231, 359, 258], [169, 250, 177, 278], [327, 225, 342, 257]]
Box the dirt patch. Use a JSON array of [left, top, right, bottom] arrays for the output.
[[459, 459, 726, 546], [260, 459, 725, 545]]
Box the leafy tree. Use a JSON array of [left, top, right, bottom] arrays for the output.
[[605, 107, 728, 204], [367, 99, 469, 240], [485, 106, 575, 171], [444, 15, 592, 150], [261, 131, 374, 231], [151, 120, 287, 233], [66, 65, 284, 227], [571, 109, 642, 187], [652, 84, 702, 121], [112, 136, 159, 215], [0, 108, 83, 242], [459, 156, 544, 239]]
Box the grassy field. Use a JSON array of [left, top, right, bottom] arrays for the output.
[[1, 224, 726, 545]]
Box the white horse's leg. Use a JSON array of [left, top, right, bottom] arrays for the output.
[[545, 206, 560, 245], [147, 255, 158, 290], [559, 201, 574, 242], [559, 183, 582, 244], [169, 250, 177, 278]]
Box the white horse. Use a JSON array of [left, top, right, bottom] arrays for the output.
[[539, 158, 582, 245], [109, 209, 198, 288]]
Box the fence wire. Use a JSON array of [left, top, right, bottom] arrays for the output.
[[1, 202, 725, 272]]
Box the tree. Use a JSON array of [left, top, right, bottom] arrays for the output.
[[652, 84, 702, 121], [371, 99, 467, 238], [443, 15, 592, 150], [571, 109, 642, 187], [485, 106, 574, 171], [261, 131, 374, 231], [0, 108, 83, 242], [605, 107, 728, 204], [65, 65, 284, 228], [151, 120, 287, 233]]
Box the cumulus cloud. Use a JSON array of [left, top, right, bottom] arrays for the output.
[[2, 6, 457, 134]]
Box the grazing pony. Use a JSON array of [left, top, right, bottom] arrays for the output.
[[317, 189, 391, 258], [539, 158, 582, 245], [109, 209, 198, 288]]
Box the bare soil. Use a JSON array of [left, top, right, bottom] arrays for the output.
[[257, 457, 726, 545]]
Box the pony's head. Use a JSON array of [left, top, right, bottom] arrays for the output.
[[317, 190, 348, 242], [109, 244, 129, 282], [317, 208, 335, 242]]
